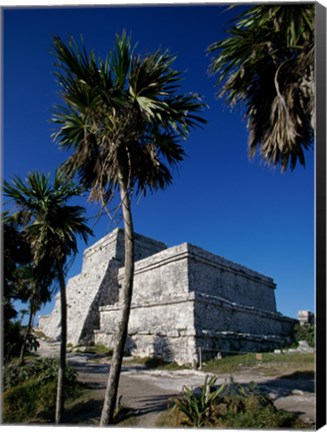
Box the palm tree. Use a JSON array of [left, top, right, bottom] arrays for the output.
[[208, 4, 314, 171], [51, 32, 206, 424], [3, 171, 93, 423]]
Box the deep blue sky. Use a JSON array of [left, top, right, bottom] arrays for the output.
[[3, 4, 315, 320]]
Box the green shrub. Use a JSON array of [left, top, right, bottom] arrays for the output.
[[4, 357, 76, 390], [215, 392, 303, 428], [173, 376, 308, 429], [3, 357, 79, 424], [3, 378, 57, 423], [294, 323, 315, 347], [25, 331, 40, 353]]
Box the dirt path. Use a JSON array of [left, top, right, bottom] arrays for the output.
[[38, 339, 178, 426], [37, 339, 316, 427]]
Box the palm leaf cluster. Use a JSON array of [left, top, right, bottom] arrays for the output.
[[208, 4, 314, 171], [52, 33, 206, 205], [3, 171, 92, 276]]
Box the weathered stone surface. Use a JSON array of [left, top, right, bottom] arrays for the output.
[[39, 228, 297, 365], [38, 228, 166, 345]]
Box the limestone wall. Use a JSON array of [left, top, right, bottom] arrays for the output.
[[38, 228, 166, 345], [95, 245, 198, 364], [194, 292, 296, 356], [95, 299, 197, 365], [39, 228, 296, 364], [119, 244, 190, 305], [95, 241, 294, 364], [187, 244, 277, 312]]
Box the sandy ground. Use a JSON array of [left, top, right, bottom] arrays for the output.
[[37, 339, 316, 427]]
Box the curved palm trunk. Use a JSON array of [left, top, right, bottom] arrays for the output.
[[55, 266, 67, 424], [100, 177, 134, 426]]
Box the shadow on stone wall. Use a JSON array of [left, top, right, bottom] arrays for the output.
[[152, 335, 174, 362], [79, 259, 121, 345], [125, 335, 137, 355]]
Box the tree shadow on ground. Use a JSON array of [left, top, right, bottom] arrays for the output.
[[131, 393, 178, 416], [257, 370, 315, 398], [64, 396, 103, 425]]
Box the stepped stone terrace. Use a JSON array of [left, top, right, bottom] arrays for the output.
[[38, 228, 296, 365]]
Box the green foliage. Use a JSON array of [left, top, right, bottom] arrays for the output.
[[3, 377, 57, 423], [173, 375, 225, 427], [3, 358, 78, 423], [4, 320, 39, 364], [51, 33, 206, 206], [25, 331, 40, 353], [4, 357, 76, 391], [294, 323, 315, 347], [215, 391, 304, 429], [208, 4, 314, 171], [3, 170, 93, 277], [3, 213, 34, 363], [173, 376, 308, 428], [4, 321, 24, 362]]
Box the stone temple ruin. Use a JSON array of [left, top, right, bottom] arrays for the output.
[[38, 228, 296, 365]]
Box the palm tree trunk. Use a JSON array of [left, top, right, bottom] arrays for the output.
[[19, 305, 35, 365], [100, 177, 135, 426], [55, 266, 67, 424]]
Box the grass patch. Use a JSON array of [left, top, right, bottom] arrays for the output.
[[203, 352, 315, 375], [3, 378, 57, 423], [74, 344, 114, 356]]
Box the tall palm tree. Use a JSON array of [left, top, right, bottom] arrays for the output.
[[208, 4, 314, 171], [3, 171, 93, 423], [51, 32, 206, 424]]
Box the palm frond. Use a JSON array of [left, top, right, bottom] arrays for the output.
[[208, 4, 314, 171], [51, 33, 206, 206]]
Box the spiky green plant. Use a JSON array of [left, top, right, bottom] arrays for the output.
[[173, 375, 225, 427]]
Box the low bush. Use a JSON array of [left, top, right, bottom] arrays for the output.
[[3, 357, 79, 424], [173, 376, 308, 429], [3, 378, 57, 423], [294, 323, 315, 347]]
